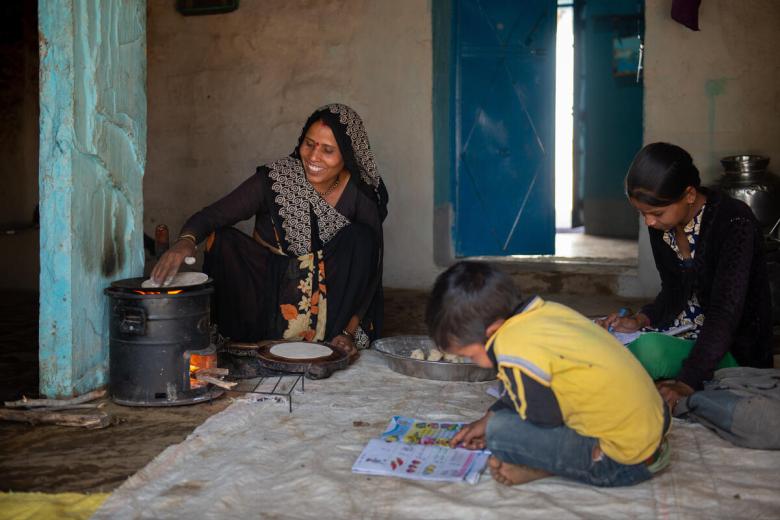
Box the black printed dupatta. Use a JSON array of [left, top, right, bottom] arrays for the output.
[[268, 104, 387, 348]]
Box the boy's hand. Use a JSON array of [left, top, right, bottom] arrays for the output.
[[450, 412, 492, 450]]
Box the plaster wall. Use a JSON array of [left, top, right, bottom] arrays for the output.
[[38, 0, 146, 396], [639, 0, 780, 295], [145, 0, 439, 289]]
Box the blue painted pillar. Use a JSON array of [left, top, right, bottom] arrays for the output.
[[38, 0, 146, 397]]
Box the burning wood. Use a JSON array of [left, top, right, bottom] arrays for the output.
[[189, 352, 231, 389], [193, 372, 237, 390], [195, 367, 229, 377]]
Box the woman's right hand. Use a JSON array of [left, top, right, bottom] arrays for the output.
[[449, 412, 492, 450], [597, 312, 649, 333], [150, 239, 196, 286]]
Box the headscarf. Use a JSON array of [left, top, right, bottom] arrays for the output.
[[296, 103, 387, 216], [267, 104, 387, 256]]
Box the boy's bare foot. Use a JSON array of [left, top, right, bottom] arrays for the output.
[[488, 456, 551, 486]]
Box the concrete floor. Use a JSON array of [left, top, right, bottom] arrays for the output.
[[0, 284, 641, 493], [552, 230, 638, 265]]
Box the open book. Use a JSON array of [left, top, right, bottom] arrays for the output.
[[612, 323, 695, 345], [352, 416, 490, 484]]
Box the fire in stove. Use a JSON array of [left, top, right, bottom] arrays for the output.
[[132, 289, 183, 295], [189, 348, 218, 389]]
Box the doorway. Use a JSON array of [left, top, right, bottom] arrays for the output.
[[555, 0, 643, 263], [433, 0, 643, 265]]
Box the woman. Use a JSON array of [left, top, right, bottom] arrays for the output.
[[600, 143, 773, 408], [151, 103, 388, 357]]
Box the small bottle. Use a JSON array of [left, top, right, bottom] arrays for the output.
[[154, 224, 170, 258]]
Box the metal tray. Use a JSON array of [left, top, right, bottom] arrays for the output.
[[371, 335, 495, 382]]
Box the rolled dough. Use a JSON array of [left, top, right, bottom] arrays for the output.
[[270, 342, 333, 360]]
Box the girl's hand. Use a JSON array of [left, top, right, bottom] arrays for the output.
[[656, 379, 694, 412], [597, 312, 649, 333], [449, 412, 492, 450], [150, 239, 196, 286], [330, 334, 358, 363]]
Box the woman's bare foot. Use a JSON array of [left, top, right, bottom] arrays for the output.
[[488, 456, 551, 486]]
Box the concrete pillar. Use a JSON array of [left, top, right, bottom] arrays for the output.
[[38, 0, 146, 397]]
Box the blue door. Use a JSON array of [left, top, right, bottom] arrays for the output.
[[453, 0, 556, 256]]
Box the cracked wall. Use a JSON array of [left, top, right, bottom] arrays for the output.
[[38, 0, 146, 397]]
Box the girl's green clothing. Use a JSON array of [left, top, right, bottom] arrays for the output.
[[627, 333, 738, 381]]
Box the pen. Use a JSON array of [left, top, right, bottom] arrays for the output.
[[608, 307, 630, 333]]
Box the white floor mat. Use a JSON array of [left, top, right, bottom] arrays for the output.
[[93, 352, 780, 519]]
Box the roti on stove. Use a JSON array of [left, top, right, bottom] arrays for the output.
[[141, 272, 208, 288], [270, 341, 333, 360]]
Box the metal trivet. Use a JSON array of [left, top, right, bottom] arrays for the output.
[[231, 373, 305, 413]]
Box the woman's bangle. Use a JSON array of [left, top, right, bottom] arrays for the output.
[[341, 329, 354, 339], [178, 233, 198, 247]]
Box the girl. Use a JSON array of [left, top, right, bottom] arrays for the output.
[[600, 143, 773, 409]]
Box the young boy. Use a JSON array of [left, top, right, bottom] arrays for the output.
[[426, 262, 670, 487]]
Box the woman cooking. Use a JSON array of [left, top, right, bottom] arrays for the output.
[[151, 104, 388, 358], [599, 142, 773, 409]]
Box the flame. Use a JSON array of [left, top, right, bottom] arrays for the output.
[[133, 289, 184, 295], [189, 352, 217, 389]]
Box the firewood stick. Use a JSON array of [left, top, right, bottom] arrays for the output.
[[35, 403, 106, 412], [194, 373, 237, 389], [0, 409, 111, 429], [4, 389, 106, 409], [195, 367, 229, 376]]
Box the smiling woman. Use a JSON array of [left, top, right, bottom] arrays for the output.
[[150, 104, 389, 358]]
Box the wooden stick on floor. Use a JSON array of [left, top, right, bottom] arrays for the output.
[[3, 389, 107, 409], [0, 409, 111, 429]]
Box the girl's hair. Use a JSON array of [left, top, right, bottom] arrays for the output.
[[625, 142, 701, 207]]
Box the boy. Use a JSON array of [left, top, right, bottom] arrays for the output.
[[426, 262, 670, 487]]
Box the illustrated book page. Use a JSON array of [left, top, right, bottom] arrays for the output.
[[352, 416, 490, 484]]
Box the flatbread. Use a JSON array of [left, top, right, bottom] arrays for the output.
[[141, 272, 208, 288], [270, 341, 333, 360]]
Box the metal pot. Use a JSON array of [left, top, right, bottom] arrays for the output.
[[719, 155, 780, 235]]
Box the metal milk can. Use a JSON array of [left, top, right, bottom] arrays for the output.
[[719, 155, 780, 237]]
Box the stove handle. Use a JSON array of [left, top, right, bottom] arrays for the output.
[[118, 306, 147, 335]]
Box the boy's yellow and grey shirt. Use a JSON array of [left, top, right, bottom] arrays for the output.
[[486, 296, 666, 465]]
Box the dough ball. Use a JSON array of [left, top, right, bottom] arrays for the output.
[[409, 348, 426, 360], [442, 352, 466, 363], [426, 349, 443, 362]]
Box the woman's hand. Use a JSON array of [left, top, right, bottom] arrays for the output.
[[330, 334, 358, 363], [656, 379, 694, 411], [449, 412, 492, 450], [597, 311, 649, 333], [150, 239, 196, 286]]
